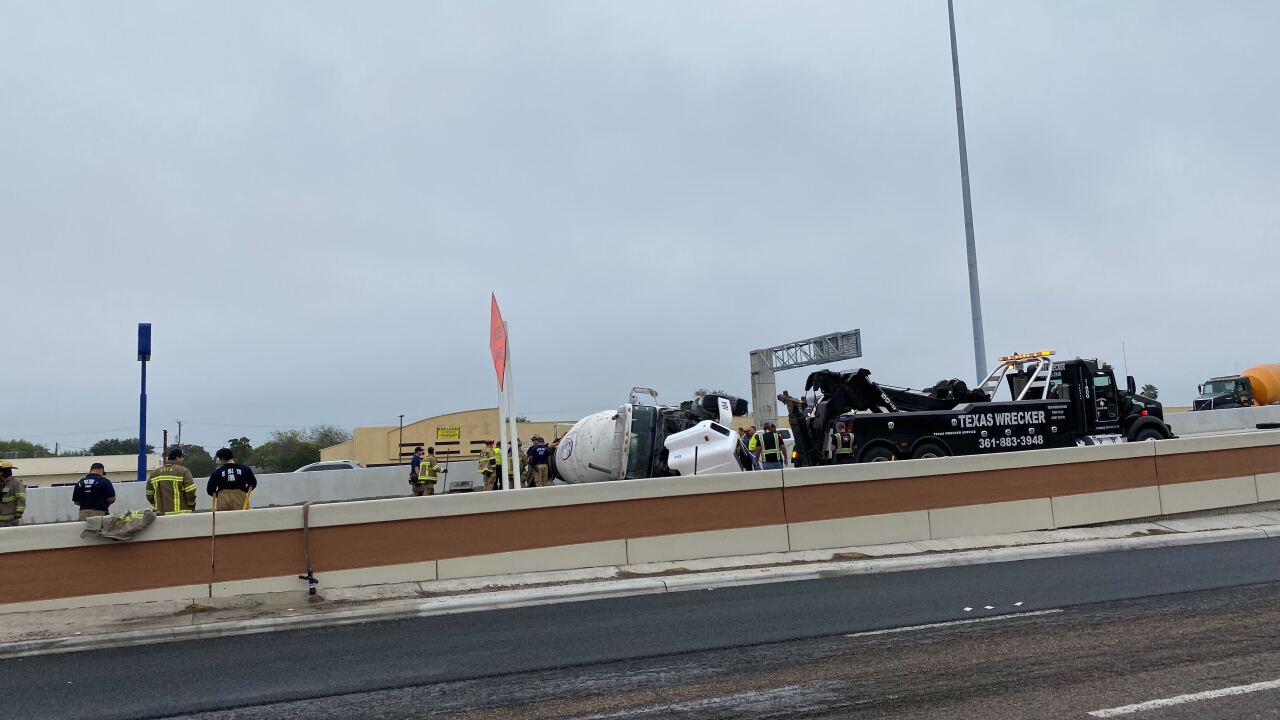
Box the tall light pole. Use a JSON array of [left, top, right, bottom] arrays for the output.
[[137, 323, 152, 483], [398, 414, 405, 464], [948, 0, 987, 382]]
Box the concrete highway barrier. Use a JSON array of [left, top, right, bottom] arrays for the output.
[[2, 430, 1278, 613], [20, 463, 487, 525], [1165, 404, 1280, 436]]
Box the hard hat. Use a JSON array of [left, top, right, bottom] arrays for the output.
[[0, 460, 16, 470]]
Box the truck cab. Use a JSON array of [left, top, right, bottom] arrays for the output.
[[1050, 359, 1166, 441], [1194, 376, 1255, 411]]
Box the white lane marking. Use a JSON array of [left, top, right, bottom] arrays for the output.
[[984, 605, 994, 610], [1088, 679, 1280, 717], [844, 609, 1062, 638], [1014, 601, 1023, 606], [963, 607, 973, 612]]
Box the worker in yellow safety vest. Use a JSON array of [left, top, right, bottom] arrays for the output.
[[755, 423, 787, 470], [831, 422, 856, 464], [146, 447, 198, 515]]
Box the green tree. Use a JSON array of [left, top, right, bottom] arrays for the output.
[[1140, 384, 1159, 399], [252, 426, 352, 473], [90, 438, 155, 456], [178, 444, 216, 477], [308, 425, 351, 450], [0, 439, 53, 458], [226, 437, 254, 465], [515, 416, 530, 423]]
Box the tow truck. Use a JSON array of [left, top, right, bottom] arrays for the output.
[[782, 351, 1172, 465]]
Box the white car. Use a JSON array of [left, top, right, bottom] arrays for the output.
[[294, 460, 365, 472]]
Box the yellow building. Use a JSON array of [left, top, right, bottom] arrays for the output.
[[321, 408, 579, 467]]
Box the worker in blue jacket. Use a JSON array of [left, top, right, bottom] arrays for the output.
[[72, 462, 116, 521]]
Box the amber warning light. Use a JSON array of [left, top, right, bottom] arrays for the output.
[[998, 350, 1055, 362]]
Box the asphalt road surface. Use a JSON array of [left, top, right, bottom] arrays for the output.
[[6, 537, 1280, 720]]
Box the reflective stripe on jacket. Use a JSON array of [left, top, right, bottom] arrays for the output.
[[146, 464, 198, 515], [418, 459, 439, 483], [834, 432, 855, 455], [758, 432, 783, 462]]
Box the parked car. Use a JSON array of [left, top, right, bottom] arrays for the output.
[[294, 460, 365, 473]]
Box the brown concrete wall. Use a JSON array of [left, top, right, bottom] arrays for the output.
[[6, 432, 1280, 609], [784, 456, 1160, 524]]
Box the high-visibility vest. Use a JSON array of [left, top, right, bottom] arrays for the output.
[[834, 432, 855, 455], [493, 447, 503, 471], [421, 459, 439, 482], [759, 432, 783, 462]]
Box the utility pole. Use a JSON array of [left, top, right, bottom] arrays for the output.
[[398, 414, 405, 464], [948, 0, 987, 383], [176, 420, 183, 448]]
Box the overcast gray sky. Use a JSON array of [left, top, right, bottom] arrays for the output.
[[3, 1, 1277, 452]]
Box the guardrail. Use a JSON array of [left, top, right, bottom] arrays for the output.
[[2, 430, 1278, 613]]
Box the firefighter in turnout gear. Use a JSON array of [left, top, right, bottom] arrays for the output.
[[0, 460, 25, 527], [207, 448, 258, 510], [412, 447, 441, 496], [831, 422, 856, 464], [147, 447, 198, 515], [479, 439, 498, 491]]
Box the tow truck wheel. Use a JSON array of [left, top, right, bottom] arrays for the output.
[[911, 443, 947, 460], [859, 446, 895, 463], [1132, 427, 1164, 442]]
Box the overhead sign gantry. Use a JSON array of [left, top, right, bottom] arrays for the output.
[[749, 330, 862, 427]]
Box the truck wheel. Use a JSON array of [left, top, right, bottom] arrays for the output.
[[1132, 427, 1164, 442], [859, 446, 895, 463], [911, 443, 947, 460]]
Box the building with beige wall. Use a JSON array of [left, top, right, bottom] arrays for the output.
[[321, 408, 579, 467], [10, 454, 163, 487]]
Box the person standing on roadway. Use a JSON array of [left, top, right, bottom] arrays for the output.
[[147, 447, 198, 515], [527, 435, 552, 487], [207, 448, 258, 511], [411, 447, 441, 496], [0, 460, 25, 527], [755, 423, 787, 470], [479, 439, 497, 491], [409, 446, 425, 489], [831, 422, 856, 464], [72, 462, 116, 520]]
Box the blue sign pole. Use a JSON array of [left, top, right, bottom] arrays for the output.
[[138, 323, 152, 483]]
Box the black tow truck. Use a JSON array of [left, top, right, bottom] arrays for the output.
[[781, 351, 1172, 465]]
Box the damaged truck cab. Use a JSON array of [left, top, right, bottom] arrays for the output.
[[551, 388, 751, 483]]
